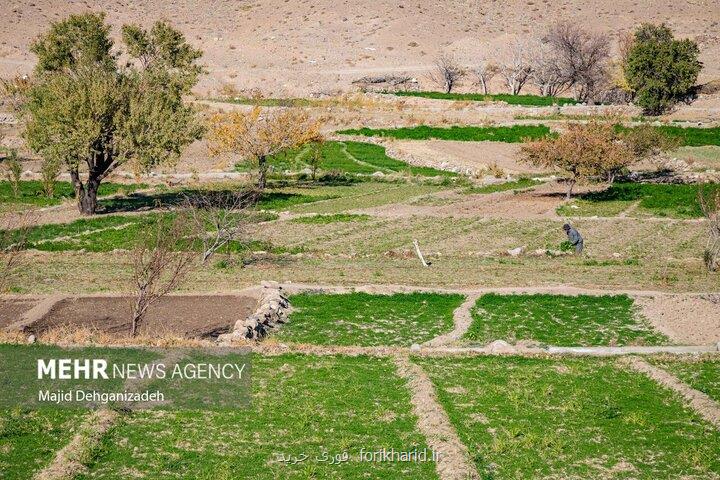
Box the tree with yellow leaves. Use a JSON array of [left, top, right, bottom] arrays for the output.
[[208, 106, 321, 190]]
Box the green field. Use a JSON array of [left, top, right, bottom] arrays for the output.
[[416, 356, 720, 479], [0, 181, 147, 207], [275, 292, 465, 346], [557, 182, 720, 219], [0, 408, 82, 479], [290, 213, 371, 224], [80, 354, 438, 479], [235, 141, 454, 177], [619, 125, 720, 147], [464, 178, 543, 194], [649, 357, 720, 403], [337, 125, 551, 143], [393, 91, 578, 106], [465, 294, 669, 346]]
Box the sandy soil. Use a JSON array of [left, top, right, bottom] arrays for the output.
[[2, 1, 719, 96], [29, 294, 257, 339], [388, 140, 541, 176], [636, 295, 720, 345]]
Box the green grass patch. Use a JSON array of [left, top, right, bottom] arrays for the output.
[[465, 293, 668, 346], [0, 181, 147, 207], [290, 213, 371, 224], [338, 125, 551, 143], [0, 408, 82, 479], [393, 91, 578, 106], [416, 356, 720, 479], [649, 357, 720, 403], [236, 141, 454, 178], [619, 125, 720, 147], [83, 354, 438, 479], [275, 292, 465, 346], [463, 178, 542, 194], [7, 210, 277, 253], [557, 182, 720, 219]]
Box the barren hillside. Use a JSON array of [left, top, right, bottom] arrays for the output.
[[1, 0, 719, 96]]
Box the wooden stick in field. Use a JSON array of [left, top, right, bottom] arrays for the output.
[[413, 239, 430, 267]]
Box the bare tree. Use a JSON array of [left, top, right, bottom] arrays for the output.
[[184, 190, 256, 263], [529, 40, 568, 97], [497, 39, 533, 95], [429, 54, 466, 94], [0, 212, 33, 292], [699, 189, 720, 272], [129, 212, 197, 336], [474, 60, 499, 95], [543, 22, 610, 102]]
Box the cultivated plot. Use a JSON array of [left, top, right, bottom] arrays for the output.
[[464, 293, 669, 346], [649, 356, 720, 403], [275, 292, 465, 346], [80, 354, 438, 479], [416, 356, 720, 479]]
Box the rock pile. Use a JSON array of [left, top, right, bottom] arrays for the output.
[[218, 282, 292, 342]]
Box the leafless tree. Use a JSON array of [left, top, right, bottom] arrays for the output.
[[0, 211, 34, 292], [129, 212, 197, 336], [543, 22, 610, 102], [699, 189, 720, 272], [183, 190, 257, 263], [529, 40, 568, 97], [429, 54, 466, 94], [497, 39, 534, 95], [474, 60, 499, 95]]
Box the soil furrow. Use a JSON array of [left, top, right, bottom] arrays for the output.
[[620, 356, 720, 428], [394, 355, 479, 480]]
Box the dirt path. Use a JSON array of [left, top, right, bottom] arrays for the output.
[[393, 356, 479, 480], [620, 357, 720, 429], [423, 293, 481, 347], [34, 409, 120, 480]]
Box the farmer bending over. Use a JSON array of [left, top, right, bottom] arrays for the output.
[[563, 223, 583, 254]]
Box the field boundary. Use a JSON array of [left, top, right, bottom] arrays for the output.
[[423, 293, 481, 347], [620, 356, 720, 428], [394, 356, 480, 480]]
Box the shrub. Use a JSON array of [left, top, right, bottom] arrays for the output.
[[624, 23, 702, 114]]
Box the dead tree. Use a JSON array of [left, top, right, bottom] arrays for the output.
[[429, 54, 466, 94], [475, 60, 499, 95], [129, 212, 197, 336], [699, 189, 720, 272], [183, 190, 256, 263], [529, 40, 568, 97]]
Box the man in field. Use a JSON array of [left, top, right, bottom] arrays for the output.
[[563, 223, 584, 254]]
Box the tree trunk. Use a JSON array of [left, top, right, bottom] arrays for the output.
[[480, 77, 488, 95], [70, 169, 100, 215], [566, 178, 576, 200], [257, 156, 268, 190]]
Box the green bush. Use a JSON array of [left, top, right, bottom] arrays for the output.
[[624, 23, 701, 114]]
